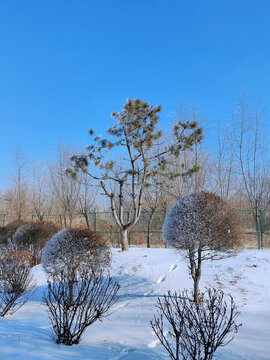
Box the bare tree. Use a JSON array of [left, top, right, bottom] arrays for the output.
[[233, 95, 270, 248], [170, 103, 208, 195], [76, 173, 98, 229], [163, 148, 211, 200], [143, 174, 165, 248], [212, 129, 237, 201], [4, 146, 29, 221], [13, 146, 27, 220], [150, 288, 241, 360], [70, 99, 202, 251], [30, 161, 53, 220], [49, 145, 81, 227], [162, 192, 244, 303]]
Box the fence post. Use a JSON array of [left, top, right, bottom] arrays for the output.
[[2, 214, 5, 227], [31, 214, 34, 221], [260, 210, 264, 249], [94, 212, 97, 232], [59, 214, 63, 228]]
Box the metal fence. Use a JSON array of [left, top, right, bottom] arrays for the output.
[[3, 209, 270, 249], [235, 209, 270, 249]]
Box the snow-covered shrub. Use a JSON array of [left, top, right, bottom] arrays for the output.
[[41, 228, 111, 279], [162, 191, 244, 303], [43, 266, 119, 345], [0, 248, 36, 317], [13, 221, 60, 265], [150, 288, 241, 360], [0, 220, 26, 245]]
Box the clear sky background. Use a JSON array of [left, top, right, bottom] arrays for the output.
[[0, 0, 269, 186]]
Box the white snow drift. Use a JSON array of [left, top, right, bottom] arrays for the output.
[[0, 248, 269, 359]]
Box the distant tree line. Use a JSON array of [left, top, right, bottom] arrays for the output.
[[0, 95, 269, 249]]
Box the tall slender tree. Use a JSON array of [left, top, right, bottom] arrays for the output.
[[233, 95, 270, 249], [49, 144, 81, 227]]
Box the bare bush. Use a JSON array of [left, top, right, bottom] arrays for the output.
[[7, 249, 34, 266], [13, 221, 60, 265], [0, 254, 36, 317], [41, 228, 111, 278], [43, 267, 119, 345], [150, 288, 241, 360], [162, 191, 244, 302]]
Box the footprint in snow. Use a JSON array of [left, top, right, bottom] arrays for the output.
[[157, 275, 166, 284], [111, 302, 129, 313], [144, 290, 154, 296], [169, 264, 177, 272], [109, 347, 136, 360]]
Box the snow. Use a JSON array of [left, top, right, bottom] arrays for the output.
[[0, 248, 269, 359]]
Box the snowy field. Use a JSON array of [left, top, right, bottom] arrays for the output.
[[0, 248, 269, 360]]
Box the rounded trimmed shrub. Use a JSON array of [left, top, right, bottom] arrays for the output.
[[162, 191, 244, 251], [162, 191, 244, 303], [13, 221, 60, 265], [41, 228, 111, 277], [0, 220, 26, 245]]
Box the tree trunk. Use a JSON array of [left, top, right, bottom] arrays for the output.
[[192, 249, 202, 304], [254, 211, 261, 250], [68, 280, 74, 306], [68, 213, 73, 227], [83, 214, 90, 229], [193, 275, 200, 304], [63, 214, 67, 228], [256, 228, 261, 250], [147, 211, 155, 248], [120, 229, 129, 251]]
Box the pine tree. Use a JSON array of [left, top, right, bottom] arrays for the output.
[[69, 99, 202, 251]]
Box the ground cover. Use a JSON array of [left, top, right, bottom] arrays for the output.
[[0, 248, 269, 359]]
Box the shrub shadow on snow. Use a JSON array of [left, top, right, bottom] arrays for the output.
[[113, 275, 163, 302], [0, 318, 166, 360], [31, 274, 162, 304], [0, 315, 256, 360], [31, 284, 47, 302]]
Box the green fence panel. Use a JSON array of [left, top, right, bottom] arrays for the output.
[[31, 214, 63, 227], [24, 208, 270, 248]]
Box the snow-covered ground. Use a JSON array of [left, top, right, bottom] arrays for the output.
[[0, 248, 269, 360]]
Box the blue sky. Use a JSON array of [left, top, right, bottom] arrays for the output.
[[0, 0, 269, 186]]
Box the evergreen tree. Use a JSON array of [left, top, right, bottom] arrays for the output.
[[69, 99, 202, 251]]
